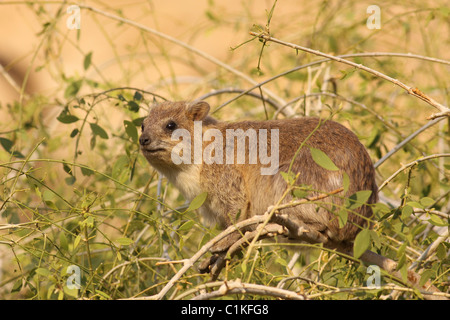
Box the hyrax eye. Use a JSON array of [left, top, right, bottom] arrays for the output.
[[165, 121, 177, 131], [141, 123, 144, 132]]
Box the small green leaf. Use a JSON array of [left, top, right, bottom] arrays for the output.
[[275, 257, 287, 267], [124, 120, 138, 143], [60, 232, 68, 252], [401, 205, 413, 220], [64, 80, 83, 98], [65, 176, 76, 185], [346, 190, 372, 210], [292, 189, 308, 199], [57, 109, 79, 124], [70, 128, 79, 138], [35, 267, 51, 277], [133, 91, 143, 101], [419, 197, 434, 207], [95, 289, 112, 300], [419, 269, 434, 287], [90, 123, 109, 139], [369, 230, 381, 249], [83, 52, 93, 70], [73, 235, 81, 250], [0, 137, 13, 152], [406, 201, 423, 209], [185, 192, 208, 212], [81, 166, 94, 176], [436, 243, 446, 260], [337, 209, 348, 228], [429, 215, 448, 227], [280, 171, 296, 184], [11, 279, 22, 293], [309, 147, 339, 171], [127, 100, 140, 112], [342, 172, 350, 193], [116, 237, 134, 246], [353, 228, 370, 259], [179, 220, 195, 231]]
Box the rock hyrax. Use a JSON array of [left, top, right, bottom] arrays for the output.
[[139, 100, 377, 248]]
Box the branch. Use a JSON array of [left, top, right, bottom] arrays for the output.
[[249, 32, 450, 120], [76, 5, 290, 114], [191, 279, 305, 300], [378, 153, 450, 191]]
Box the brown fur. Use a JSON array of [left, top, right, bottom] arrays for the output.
[[140, 100, 378, 246]]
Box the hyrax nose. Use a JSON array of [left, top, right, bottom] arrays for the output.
[[139, 134, 150, 146]]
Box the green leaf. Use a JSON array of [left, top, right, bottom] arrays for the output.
[[127, 100, 140, 112], [309, 147, 339, 171], [342, 172, 350, 193], [57, 110, 79, 124], [179, 220, 195, 231], [35, 267, 51, 277], [345, 190, 372, 210], [124, 120, 138, 143], [353, 228, 370, 259], [70, 128, 79, 138], [275, 257, 288, 267], [280, 171, 296, 184], [133, 91, 143, 101], [0, 137, 13, 152], [65, 176, 76, 185], [401, 205, 413, 220], [419, 269, 434, 287], [185, 192, 208, 212], [419, 197, 434, 207], [89, 123, 109, 139], [428, 214, 448, 227], [369, 230, 381, 249], [292, 188, 308, 199], [73, 235, 81, 250], [116, 237, 134, 246], [83, 52, 93, 70], [436, 243, 446, 260], [406, 201, 423, 209], [60, 232, 68, 252], [80, 166, 94, 176], [337, 209, 348, 228], [112, 155, 130, 184], [64, 80, 83, 98]]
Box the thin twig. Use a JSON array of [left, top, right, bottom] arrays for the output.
[[191, 279, 305, 300], [378, 153, 450, 191], [249, 32, 450, 120]]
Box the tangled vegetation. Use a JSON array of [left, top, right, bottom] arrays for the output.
[[0, 0, 448, 300]]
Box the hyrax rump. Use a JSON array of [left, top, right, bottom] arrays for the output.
[[139, 100, 378, 248]]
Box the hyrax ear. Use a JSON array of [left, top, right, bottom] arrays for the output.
[[186, 101, 210, 121]]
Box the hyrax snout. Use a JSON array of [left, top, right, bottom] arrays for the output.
[[140, 100, 378, 247]]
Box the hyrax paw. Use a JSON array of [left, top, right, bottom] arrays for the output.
[[198, 254, 219, 274]]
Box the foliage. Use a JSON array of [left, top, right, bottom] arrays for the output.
[[0, 0, 448, 300]]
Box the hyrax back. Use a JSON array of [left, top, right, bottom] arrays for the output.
[[140, 100, 378, 246]]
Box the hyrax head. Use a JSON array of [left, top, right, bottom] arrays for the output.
[[139, 100, 212, 166]]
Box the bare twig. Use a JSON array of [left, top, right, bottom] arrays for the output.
[[378, 153, 450, 191], [191, 279, 305, 300], [249, 32, 450, 120], [374, 118, 446, 168]]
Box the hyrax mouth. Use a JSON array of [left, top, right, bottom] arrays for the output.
[[142, 147, 165, 154]]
